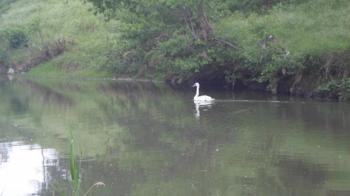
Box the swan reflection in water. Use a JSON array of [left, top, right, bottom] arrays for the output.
[[194, 101, 214, 120]]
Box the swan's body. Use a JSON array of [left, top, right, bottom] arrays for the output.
[[192, 82, 214, 102]]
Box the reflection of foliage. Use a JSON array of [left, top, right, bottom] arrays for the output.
[[0, 78, 350, 195]]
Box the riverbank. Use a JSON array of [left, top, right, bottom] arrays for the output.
[[0, 0, 119, 77], [1, 0, 349, 101]]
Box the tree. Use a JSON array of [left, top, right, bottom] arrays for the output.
[[84, 0, 239, 79]]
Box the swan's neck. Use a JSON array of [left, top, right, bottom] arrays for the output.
[[194, 85, 199, 98]]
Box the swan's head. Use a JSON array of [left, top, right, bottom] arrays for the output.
[[192, 82, 199, 87]]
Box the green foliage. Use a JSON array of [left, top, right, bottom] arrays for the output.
[[0, 31, 9, 67], [318, 78, 350, 100], [83, 0, 350, 83], [318, 80, 340, 94], [4, 27, 28, 49], [1, 0, 349, 96], [0, 26, 29, 50], [0, 48, 9, 66], [0, 0, 120, 75], [342, 79, 350, 101], [219, 0, 307, 14], [0, 0, 18, 12], [84, 0, 226, 78], [215, 0, 350, 83]]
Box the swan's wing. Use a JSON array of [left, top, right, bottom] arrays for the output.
[[202, 95, 214, 100], [196, 95, 214, 101]]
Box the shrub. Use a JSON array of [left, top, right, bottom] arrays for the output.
[[4, 27, 29, 49], [317, 79, 350, 100], [0, 50, 9, 67]]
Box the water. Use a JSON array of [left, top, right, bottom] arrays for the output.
[[0, 76, 350, 196]]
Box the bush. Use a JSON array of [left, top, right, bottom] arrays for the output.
[[317, 79, 350, 100], [0, 48, 9, 73], [0, 32, 10, 67], [5, 27, 29, 49]]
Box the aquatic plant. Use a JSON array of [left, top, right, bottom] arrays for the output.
[[69, 132, 105, 196], [69, 134, 80, 196]]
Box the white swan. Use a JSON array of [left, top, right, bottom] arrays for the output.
[[192, 82, 214, 102]]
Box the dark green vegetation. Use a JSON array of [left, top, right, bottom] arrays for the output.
[[1, 0, 350, 99]]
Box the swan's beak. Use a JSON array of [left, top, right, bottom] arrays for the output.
[[192, 84, 196, 87]]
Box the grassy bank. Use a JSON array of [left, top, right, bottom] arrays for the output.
[[1, 0, 350, 100], [84, 0, 350, 100], [214, 0, 350, 100], [0, 0, 119, 77]]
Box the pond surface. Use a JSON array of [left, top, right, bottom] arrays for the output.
[[0, 76, 350, 196]]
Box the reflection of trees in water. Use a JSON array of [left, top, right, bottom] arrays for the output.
[[1, 77, 350, 195], [87, 90, 266, 195], [33, 81, 350, 195], [62, 80, 235, 195], [0, 142, 10, 163], [0, 77, 74, 116], [24, 80, 74, 108], [0, 78, 29, 115], [102, 80, 160, 98], [277, 158, 327, 194], [273, 102, 350, 133], [94, 95, 350, 195], [10, 96, 29, 115]]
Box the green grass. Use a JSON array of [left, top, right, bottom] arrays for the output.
[[215, 0, 350, 60], [1, 0, 349, 93], [0, 0, 120, 77], [28, 62, 65, 76], [28, 61, 110, 78]]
